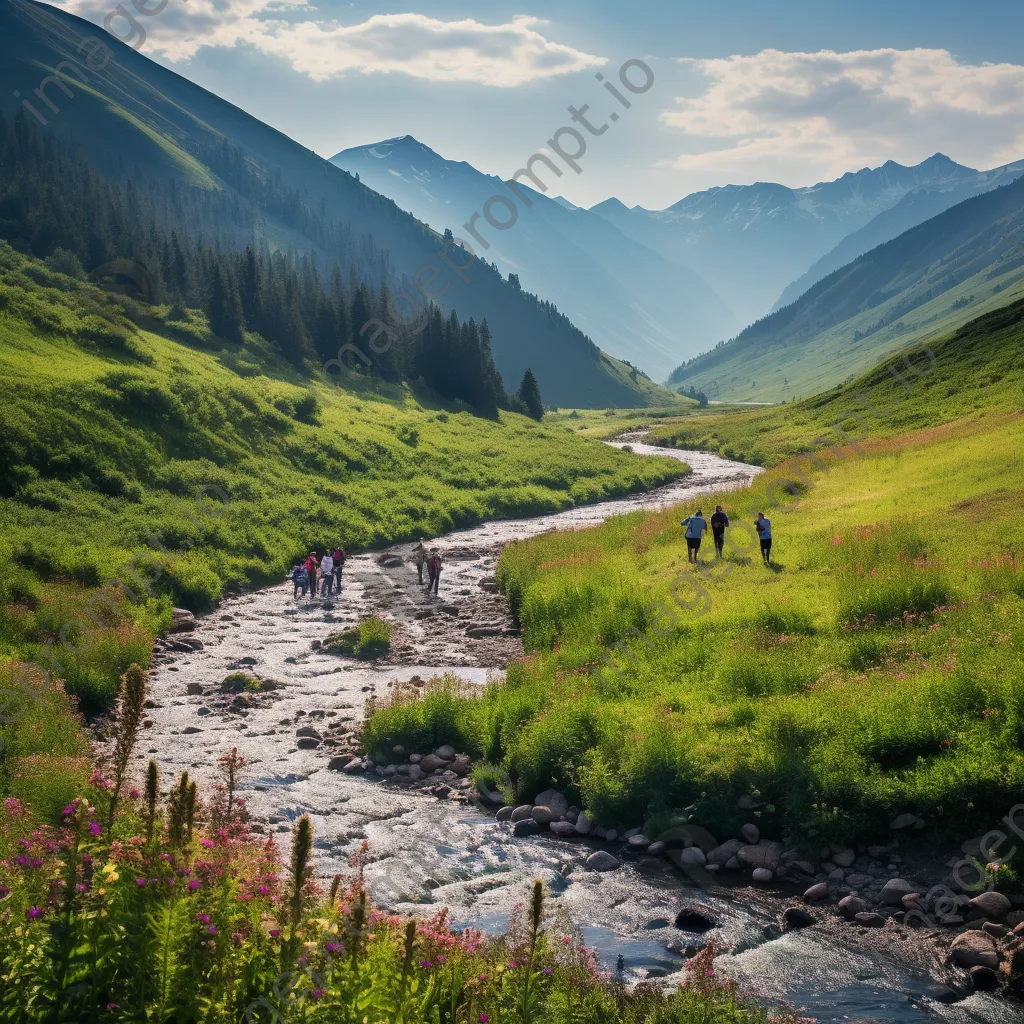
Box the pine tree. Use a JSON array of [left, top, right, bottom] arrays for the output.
[[208, 263, 244, 342], [516, 368, 544, 420]]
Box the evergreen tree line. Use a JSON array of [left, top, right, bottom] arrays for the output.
[[0, 110, 543, 418]]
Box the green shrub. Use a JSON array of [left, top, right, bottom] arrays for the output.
[[323, 616, 393, 659]]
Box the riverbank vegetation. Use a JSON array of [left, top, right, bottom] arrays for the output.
[[366, 312, 1024, 851], [0, 241, 686, 811], [0, 687, 798, 1024]]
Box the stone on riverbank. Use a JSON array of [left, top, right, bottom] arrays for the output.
[[574, 812, 592, 836], [550, 821, 576, 837], [738, 842, 783, 871], [950, 930, 999, 969], [534, 789, 569, 817], [969, 892, 1011, 921], [839, 895, 868, 919], [707, 839, 743, 866], [513, 819, 539, 838], [752, 868, 773, 883], [510, 805, 534, 823], [878, 878, 916, 906], [586, 851, 621, 872], [803, 883, 829, 903], [784, 907, 816, 929]]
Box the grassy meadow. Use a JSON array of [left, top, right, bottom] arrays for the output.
[[0, 242, 686, 819], [366, 316, 1024, 852], [647, 298, 1024, 467]]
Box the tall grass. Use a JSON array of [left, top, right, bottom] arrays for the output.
[[366, 410, 1024, 847]]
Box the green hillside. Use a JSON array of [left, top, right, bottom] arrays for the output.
[[649, 297, 1024, 465], [368, 304, 1024, 849], [668, 176, 1024, 402], [0, 0, 672, 408], [0, 242, 686, 727]]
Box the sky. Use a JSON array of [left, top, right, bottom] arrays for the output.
[[51, 0, 1024, 209]]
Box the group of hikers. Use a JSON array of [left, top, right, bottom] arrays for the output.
[[288, 541, 447, 600], [681, 506, 773, 565], [412, 540, 444, 596], [289, 547, 347, 599]]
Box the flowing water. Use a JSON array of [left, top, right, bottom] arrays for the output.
[[139, 443, 1014, 1024]]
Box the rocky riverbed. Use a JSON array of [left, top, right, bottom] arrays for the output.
[[122, 444, 1022, 1024]]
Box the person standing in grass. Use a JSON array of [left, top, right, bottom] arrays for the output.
[[412, 539, 428, 584], [304, 551, 319, 599], [332, 546, 346, 591], [425, 548, 443, 596], [754, 512, 772, 564], [710, 505, 729, 559], [320, 550, 335, 597], [681, 509, 707, 563]]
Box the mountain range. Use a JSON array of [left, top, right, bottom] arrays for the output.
[[0, 0, 669, 408], [331, 136, 739, 381], [667, 174, 1024, 402], [589, 155, 1024, 328]]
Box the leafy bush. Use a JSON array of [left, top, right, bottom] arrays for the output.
[[323, 617, 393, 659]]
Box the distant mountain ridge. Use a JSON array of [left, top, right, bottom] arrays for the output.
[[332, 135, 740, 380], [589, 154, 989, 326], [666, 174, 1024, 403]]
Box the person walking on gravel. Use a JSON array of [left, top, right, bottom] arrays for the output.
[[710, 505, 729, 559], [425, 548, 443, 597], [319, 551, 335, 597], [289, 563, 308, 599], [332, 546, 346, 591], [754, 512, 773, 565], [681, 509, 707, 563], [304, 551, 319, 599], [412, 539, 428, 584]]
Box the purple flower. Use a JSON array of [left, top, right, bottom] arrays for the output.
[[26, 907, 44, 919], [188, 880, 201, 890], [0, 886, 11, 899], [196, 913, 210, 924], [62, 804, 75, 816], [479, 1015, 490, 1024], [207, 925, 218, 936], [544, 968, 552, 975], [89, 822, 101, 837], [200, 838, 215, 848], [257, 885, 270, 896], [136, 878, 147, 887], [31, 858, 43, 869], [421, 960, 432, 970], [310, 989, 325, 1000], [269, 929, 281, 938], [106, 1004, 119, 1011], [325, 941, 343, 955], [14, 857, 27, 867]]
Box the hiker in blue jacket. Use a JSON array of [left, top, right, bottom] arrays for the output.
[[754, 512, 773, 564], [289, 563, 308, 599], [681, 509, 708, 563]]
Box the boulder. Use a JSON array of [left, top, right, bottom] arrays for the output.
[[186, 682, 203, 695], [868, 845, 892, 860], [550, 821, 576, 838], [647, 841, 666, 857], [674, 906, 716, 932], [752, 868, 773, 884], [604, 829, 618, 843], [327, 754, 356, 771], [706, 839, 743, 866], [725, 856, 741, 871], [450, 755, 472, 776], [513, 819, 539, 838], [740, 823, 760, 844], [496, 806, 515, 822], [784, 907, 816, 929], [510, 805, 534, 823], [854, 912, 886, 928], [407, 765, 425, 782], [296, 726, 322, 740], [831, 848, 856, 868], [296, 737, 320, 750], [839, 895, 869, 919], [792, 860, 816, 876], [574, 812, 592, 836], [532, 806, 555, 826], [170, 608, 197, 632], [341, 758, 365, 774], [586, 851, 621, 872], [950, 930, 999, 969], [901, 893, 923, 910], [627, 834, 651, 851], [420, 754, 448, 773], [738, 842, 783, 871], [435, 744, 456, 759], [803, 883, 829, 903], [969, 892, 1011, 921], [878, 879, 916, 906], [679, 847, 706, 867], [982, 922, 1009, 938]]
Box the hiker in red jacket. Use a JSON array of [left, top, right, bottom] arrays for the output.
[[304, 551, 319, 600], [425, 549, 443, 597]]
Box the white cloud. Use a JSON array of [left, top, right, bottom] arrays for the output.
[[660, 48, 1024, 181], [53, 2, 606, 86]]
